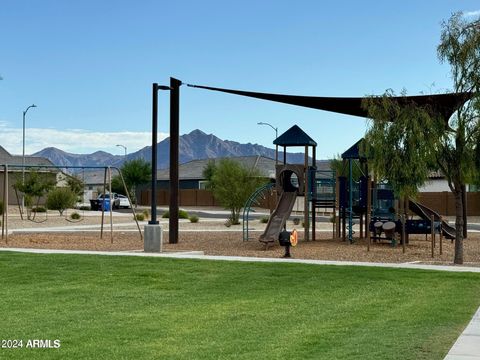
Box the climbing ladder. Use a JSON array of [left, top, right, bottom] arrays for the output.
[[242, 183, 275, 241]]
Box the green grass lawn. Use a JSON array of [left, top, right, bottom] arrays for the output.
[[0, 253, 479, 360]]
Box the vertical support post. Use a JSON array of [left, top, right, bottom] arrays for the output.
[[462, 184, 467, 239], [108, 166, 113, 243], [366, 175, 371, 251], [169, 77, 181, 244], [335, 176, 340, 239], [360, 215, 363, 238], [275, 144, 278, 164], [431, 214, 435, 258], [439, 218, 443, 255], [149, 83, 159, 225], [304, 145, 309, 242], [100, 167, 107, 239], [312, 145, 316, 241], [2, 165, 8, 242], [283, 146, 286, 164], [348, 158, 353, 243]]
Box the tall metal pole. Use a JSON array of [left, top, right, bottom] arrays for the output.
[[116, 144, 127, 158], [149, 83, 159, 225], [169, 77, 181, 244], [21, 104, 36, 214], [348, 158, 353, 243]]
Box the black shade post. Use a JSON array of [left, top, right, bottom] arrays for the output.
[[149, 83, 159, 225], [169, 77, 181, 244]]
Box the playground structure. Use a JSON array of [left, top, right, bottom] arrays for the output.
[[335, 138, 457, 254], [1, 164, 143, 243], [255, 125, 337, 246], [245, 131, 457, 257]]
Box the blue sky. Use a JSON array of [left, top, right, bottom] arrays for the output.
[[1, 1, 479, 158]]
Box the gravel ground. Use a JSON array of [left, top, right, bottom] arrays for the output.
[[1, 209, 479, 265]]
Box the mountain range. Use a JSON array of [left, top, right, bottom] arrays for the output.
[[33, 129, 308, 169]]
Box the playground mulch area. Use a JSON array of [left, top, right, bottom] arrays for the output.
[[2, 228, 480, 266]]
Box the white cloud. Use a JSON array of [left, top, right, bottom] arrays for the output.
[[0, 123, 169, 155], [464, 10, 480, 18]]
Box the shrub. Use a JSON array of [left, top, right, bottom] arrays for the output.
[[142, 209, 149, 219], [46, 188, 77, 216], [31, 206, 47, 213], [135, 213, 145, 221], [162, 210, 189, 219], [70, 212, 81, 220], [260, 216, 269, 224], [79, 205, 91, 211], [293, 218, 300, 225], [0, 200, 4, 216], [189, 215, 199, 223]]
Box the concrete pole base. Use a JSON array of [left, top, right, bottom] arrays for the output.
[[144, 224, 163, 252]]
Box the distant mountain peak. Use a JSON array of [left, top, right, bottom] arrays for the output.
[[33, 129, 308, 169], [188, 129, 207, 136]]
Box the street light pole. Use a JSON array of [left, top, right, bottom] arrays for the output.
[[22, 104, 37, 214], [257, 122, 278, 163], [144, 83, 172, 253], [116, 144, 127, 158]]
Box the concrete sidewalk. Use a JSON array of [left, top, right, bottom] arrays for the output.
[[0, 247, 479, 358], [444, 307, 480, 359]]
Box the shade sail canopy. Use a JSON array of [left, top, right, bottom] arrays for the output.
[[187, 84, 472, 120]]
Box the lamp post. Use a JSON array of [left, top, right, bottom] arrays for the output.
[[144, 83, 171, 252], [22, 104, 37, 214], [257, 121, 278, 163], [116, 144, 127, 158]]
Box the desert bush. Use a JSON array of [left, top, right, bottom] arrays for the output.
[[293, 218, 300, 225], [135, 213, 145, 221], [189, 215, 199, 223], [162, 210, 189, 219], [70, 212, 81, 220], [31, 206, 47, 213], [260, 216, 269, 224], [46, 188, 77, 216]]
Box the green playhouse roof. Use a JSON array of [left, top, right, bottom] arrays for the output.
[[341, 138, 366, 159], [273, 125, 317, 147]]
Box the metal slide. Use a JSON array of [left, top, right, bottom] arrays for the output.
[[408, 200, 456, 239], [259, 191, 297, 244]]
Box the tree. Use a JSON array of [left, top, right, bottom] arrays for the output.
[[119, 159, 151, 206], [66, 175, 85, 203], [330, 155, 364, 181], [363, 13, 480, 264], [46, 187, 77, 216], [204, 159, 266, 224], [13, 171, 55, 219], [110, 175, 125, 195]]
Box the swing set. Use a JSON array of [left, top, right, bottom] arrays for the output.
[[1, 164, 143, 244]]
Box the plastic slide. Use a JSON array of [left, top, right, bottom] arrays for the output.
[[259, 191, 297, 244], [408, 200, 456, 239]]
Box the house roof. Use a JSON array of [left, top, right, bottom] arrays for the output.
[[0, 146, 54, 167], [273, 125, 317, 147], [156, 156, 279, 180], [156, 155, 333, 181]]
